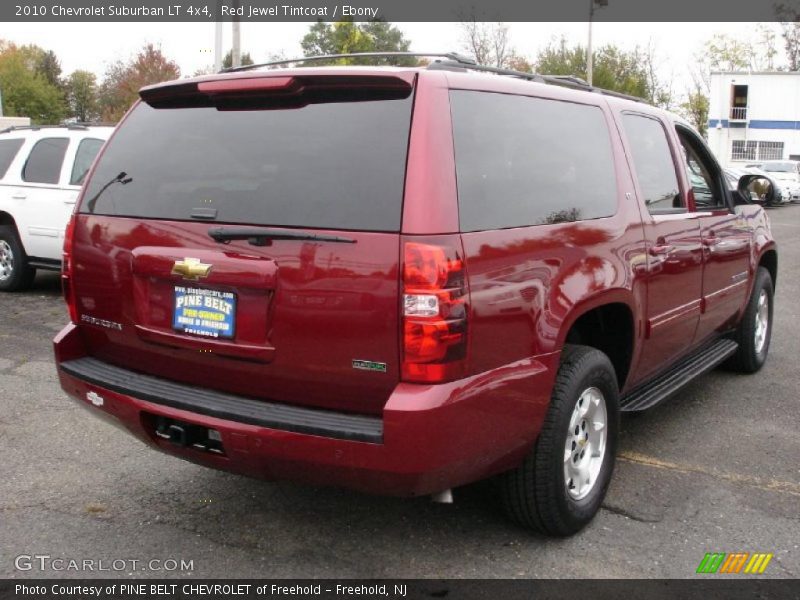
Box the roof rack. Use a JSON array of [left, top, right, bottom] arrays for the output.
[[221, 51, 477, 73], [0, 122, 113, 135], [220, 51, 647, 105], [427, 60, 647, 104]]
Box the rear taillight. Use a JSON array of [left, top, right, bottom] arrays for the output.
[[62, 215, 78, 323], [402, 238, 469, 383]]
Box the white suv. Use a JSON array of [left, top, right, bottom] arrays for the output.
[[0, 124, 113, 291]]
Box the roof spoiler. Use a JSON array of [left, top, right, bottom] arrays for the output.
[[139, 73, 415, 109]]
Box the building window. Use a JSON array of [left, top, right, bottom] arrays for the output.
[[731, 140, 784, 162], [729, 84, 748, 120]]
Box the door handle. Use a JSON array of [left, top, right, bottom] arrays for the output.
[[64, 198, 77, 205], [649, 244, 674, 256], [11, 192, 27, 200]]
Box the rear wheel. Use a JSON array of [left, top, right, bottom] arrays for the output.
[[500, 345, 619, 536], [726, 266, 774, 373], [0, 225, 36, 292]]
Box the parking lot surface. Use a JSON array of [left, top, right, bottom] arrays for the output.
[[1, 206, 798, 579]]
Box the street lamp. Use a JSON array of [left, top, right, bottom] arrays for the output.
[[587, 0, 608, 86]]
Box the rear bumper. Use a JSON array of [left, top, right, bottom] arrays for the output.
[[54, 323, 558, 496]]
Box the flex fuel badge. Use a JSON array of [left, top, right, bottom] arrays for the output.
[[352, 359, 387, 373]]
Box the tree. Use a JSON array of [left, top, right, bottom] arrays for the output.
[[222, 50, 254, 69], [98, 43, 180, 123], [775, 3, 800, 70], [0, 41, 65, 123], [780, 21, 800, 70], [300, 19, 414, 65], [699, 32, 780, 73], [534, 38, 671, 107], [459, 21, 514, 68], [35, 49, 63, 89], [66, 70, 98, 122], [680, 81, 710, 138]]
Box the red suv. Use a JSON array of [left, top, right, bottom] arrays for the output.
[[54, 54, 777, 536]]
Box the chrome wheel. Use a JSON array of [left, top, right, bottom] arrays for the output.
[[754, 289, 769, 354], [0, 240, 14, 282], [564, 386, 607, 500]]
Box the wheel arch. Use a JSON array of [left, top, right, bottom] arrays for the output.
[[0, 211, 18, 229], [556, 290, 637, 390], [757, 246, 777, 290]]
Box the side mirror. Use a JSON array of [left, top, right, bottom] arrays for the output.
[[737, 174, 776, 206]]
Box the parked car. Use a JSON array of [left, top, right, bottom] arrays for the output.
[[724, 167, 789, 205], [0, 124, 113, 291], [745, 160, 800, 202], [53, 54, 777, 536]]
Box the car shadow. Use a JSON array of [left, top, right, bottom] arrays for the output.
[[29, 270, 62, 295]]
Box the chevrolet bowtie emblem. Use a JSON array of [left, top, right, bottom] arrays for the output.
[[171, 257, 212, 280]]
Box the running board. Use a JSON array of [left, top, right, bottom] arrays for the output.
[[620, 338, 738, 412]]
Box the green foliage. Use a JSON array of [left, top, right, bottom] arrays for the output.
[[702, 34, 754, 71], [535, 38, 668, 105], [98, 43, 180, 123], [222, 50, 254, 69], [0, 41, 65, 124], [680, 84, 710, 139], [67, 70, 99, 123], [35, 49, 63, 89], [300, 19, 413, 65]]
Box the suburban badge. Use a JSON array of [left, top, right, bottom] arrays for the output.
[[171, 257, 212, 280], [352, 359, 387, 373]]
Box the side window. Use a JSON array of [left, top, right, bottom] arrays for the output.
[[22, 137, 69, 184], [621, 114, 682, 214], [0, 138, 25, 179], [676, 129, 726, 210], [70, 138, 104, 186], [450, 91, 618, 231]]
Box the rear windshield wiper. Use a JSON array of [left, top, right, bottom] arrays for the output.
[[207, 226, 357, 246]]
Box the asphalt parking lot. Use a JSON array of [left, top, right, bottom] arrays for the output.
[[1, 206, 798, 580]]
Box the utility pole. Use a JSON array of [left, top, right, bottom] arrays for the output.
[[587, 0, 608, 86], [232, 0, 241, 68], [214, 20, 223, 72]]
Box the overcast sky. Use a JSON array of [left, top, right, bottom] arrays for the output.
[[2, 21, 785, 94]]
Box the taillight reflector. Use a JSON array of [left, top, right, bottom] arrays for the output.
[[402, 240, 468, 383]]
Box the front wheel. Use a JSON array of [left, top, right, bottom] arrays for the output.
[[726, 266, 774, 373], [0, 225, 36, 292], [500, 345, 619, 536]]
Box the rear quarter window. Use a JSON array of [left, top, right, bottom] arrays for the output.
[[81, 95, 413, 232], [0, 138, 24, 179], [70, 138, 105, 186], [23, 137, 69, 184], [450, 90, 618, 232]]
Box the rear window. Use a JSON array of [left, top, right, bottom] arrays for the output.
[[0, 138, 24, 179], [81, 95, 413, 231], [761, 162, 798, 173], [450, 91, 618, 231]]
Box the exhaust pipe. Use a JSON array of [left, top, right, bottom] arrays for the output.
[[431, 489, 453, 504]]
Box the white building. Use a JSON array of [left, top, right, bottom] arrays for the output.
[[707, 71, 800, 168], [0, 116, 31, 130]]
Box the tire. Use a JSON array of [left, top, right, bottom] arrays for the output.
[[0, 225, 36, 292], [500, 345, 619, 536], [725, 266, 774, 373]]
